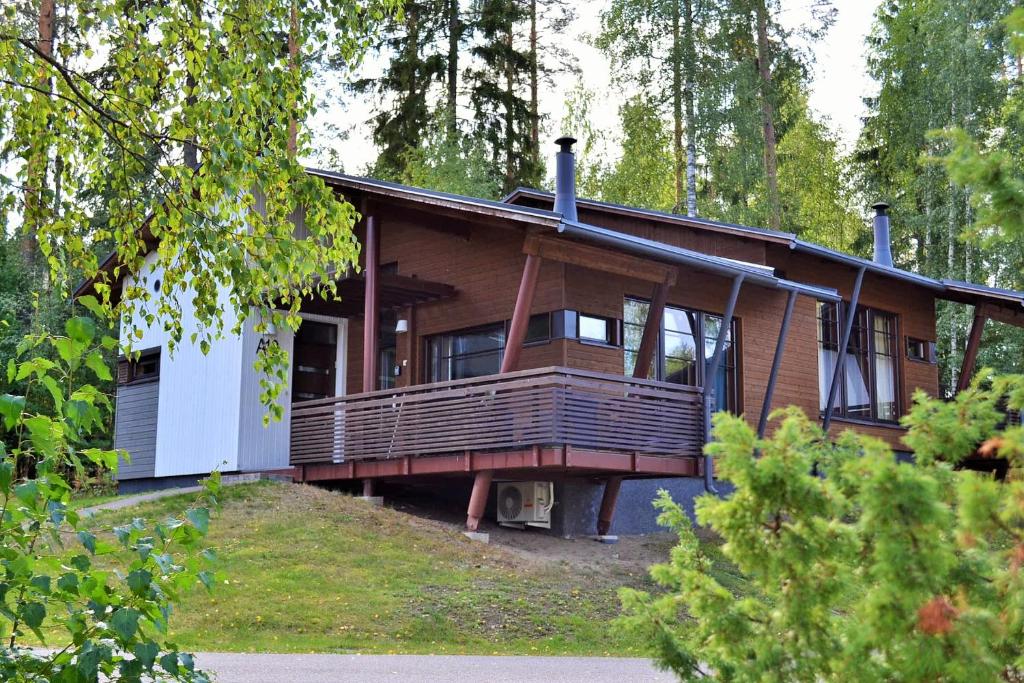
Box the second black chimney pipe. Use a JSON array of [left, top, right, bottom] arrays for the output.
[[553, 136, 578, 222], [872, 201, 893, 268]]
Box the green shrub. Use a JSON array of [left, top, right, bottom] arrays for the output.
[[620, 375, 1024, 681], [0, 314, 218, 682]]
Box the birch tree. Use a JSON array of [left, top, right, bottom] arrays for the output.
[[597, 0, 721, 216]]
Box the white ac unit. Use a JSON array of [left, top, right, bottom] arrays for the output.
[[496, 481, 554, 529]]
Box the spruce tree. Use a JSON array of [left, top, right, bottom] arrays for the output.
[[468, 0, 541, 193]]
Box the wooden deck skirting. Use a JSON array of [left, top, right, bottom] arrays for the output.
[[289, 367, 704, 478]]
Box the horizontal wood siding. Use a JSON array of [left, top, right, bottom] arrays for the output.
[[346, 215, 566, 393], [291, 367, 703, 464], [114, 380, 159, 479], [331, 200, 942, 454]]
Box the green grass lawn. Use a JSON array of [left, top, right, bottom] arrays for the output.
[[69, 481, 747, 656]]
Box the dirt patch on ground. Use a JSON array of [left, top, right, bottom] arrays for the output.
[[383, 490, 676, 579]]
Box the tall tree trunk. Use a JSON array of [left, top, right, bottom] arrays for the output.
[[682, 0, 697, 217], [447, 0, 459, 135], [287, 0, 299, 157], [671, 1, 684, 214], [753, 0, 781, 231], [504, 24, 515, 192], [529, 0, 539, 172], [23, 0, 56, 268], [184, 0, 200, 170]]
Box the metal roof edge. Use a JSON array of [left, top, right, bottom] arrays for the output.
[[505, 187, 797, 243], [308, 170, 563, 224]]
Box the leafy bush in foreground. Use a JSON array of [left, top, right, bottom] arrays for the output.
[[0, 314, 218, 682], [621, 375, 1024, 681]]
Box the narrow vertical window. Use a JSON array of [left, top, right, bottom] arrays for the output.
[[817, 303, 899, 423]]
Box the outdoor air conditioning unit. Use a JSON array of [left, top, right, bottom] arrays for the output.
[[496, 481, 554, 529]]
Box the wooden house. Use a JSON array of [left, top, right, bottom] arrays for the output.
[[80, 138, 1024, 535]]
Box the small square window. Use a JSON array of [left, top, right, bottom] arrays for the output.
[[578, 314, 613, 344], [525, 313, 551, 344], [120, 348, 160, 384], [906, 337, 935, 363]]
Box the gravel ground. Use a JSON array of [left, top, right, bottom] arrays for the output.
[[193, 652, 676, 682]]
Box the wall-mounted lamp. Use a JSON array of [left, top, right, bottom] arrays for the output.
[[395, 319, 409, 334]]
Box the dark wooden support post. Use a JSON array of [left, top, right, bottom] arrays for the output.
[[500, 253, 542, 374], [362, 479, 375, 497], [362, 215, 379, 393], [633, 281, 670, 379], [597, 476, 623, 536], [956, 308, 987, 393], [466, 470, 493, 532], [465, 251, 541, 530], [757, 289, 798, 438], [822, 266, 866, 433], [704, 274, 744, 493]]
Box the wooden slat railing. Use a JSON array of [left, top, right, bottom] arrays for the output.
[[289, 366, 704, 465]]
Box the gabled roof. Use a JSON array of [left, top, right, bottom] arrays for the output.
[[502, 186, 1024, 315]]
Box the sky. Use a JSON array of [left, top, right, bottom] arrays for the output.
[[324, 0, 883, 177]]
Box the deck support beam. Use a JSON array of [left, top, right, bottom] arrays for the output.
[[466, 469, 494, 532], [597, 476, 623, 535], [361, 215, 380, 393], [633, 281, 670, 379], [500, 253, 542, 374], [757, 289, 798, 438], [704, 274, 744, 492], [957, 308, 987, 393], [822, 266, 866, 433], [466, 250, 541, 529]]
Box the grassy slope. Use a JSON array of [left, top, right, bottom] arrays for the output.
[[81, 482, 660, 656]]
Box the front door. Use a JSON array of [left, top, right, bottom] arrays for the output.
[[292, 320, 337, 402]]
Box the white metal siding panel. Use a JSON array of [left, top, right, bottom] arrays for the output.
[[113, 380, 159, 479], [120, 253, 244, 477], [235, 317, 293, 471], [236, 314, 347, 471]]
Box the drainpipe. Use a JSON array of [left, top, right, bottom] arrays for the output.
[[821, 266, 866, 433], [704, 274, 744, 492]]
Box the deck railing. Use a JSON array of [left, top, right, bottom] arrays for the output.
[[289, 366, 704, 465]]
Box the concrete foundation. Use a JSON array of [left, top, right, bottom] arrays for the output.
[[551, 477, 732, 537]]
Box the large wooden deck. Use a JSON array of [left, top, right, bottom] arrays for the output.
[[289, 366, 704, 481]]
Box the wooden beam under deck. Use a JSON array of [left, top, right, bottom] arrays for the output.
[[296, 446, 700, 483]]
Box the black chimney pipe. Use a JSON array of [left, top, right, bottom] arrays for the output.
[[872, 201, 892, 268], [553, 136, 577, 222]]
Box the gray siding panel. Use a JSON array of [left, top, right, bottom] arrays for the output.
[[114, 381, 159, 479]]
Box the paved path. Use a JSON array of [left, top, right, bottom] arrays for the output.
[[78, 474, 288, 517], [193, 653, 676, 682]]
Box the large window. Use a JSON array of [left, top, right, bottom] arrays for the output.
[[426, 323, 507, 382], [624, 298, 738, 412], [817, 302, 899, 423]]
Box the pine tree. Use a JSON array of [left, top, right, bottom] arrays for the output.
[[468, 0, 540, 193], [352, 1, 448, 178]]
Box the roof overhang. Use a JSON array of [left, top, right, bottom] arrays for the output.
[[506, 186, 1024, 325], [556, 220, 841, 302]]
